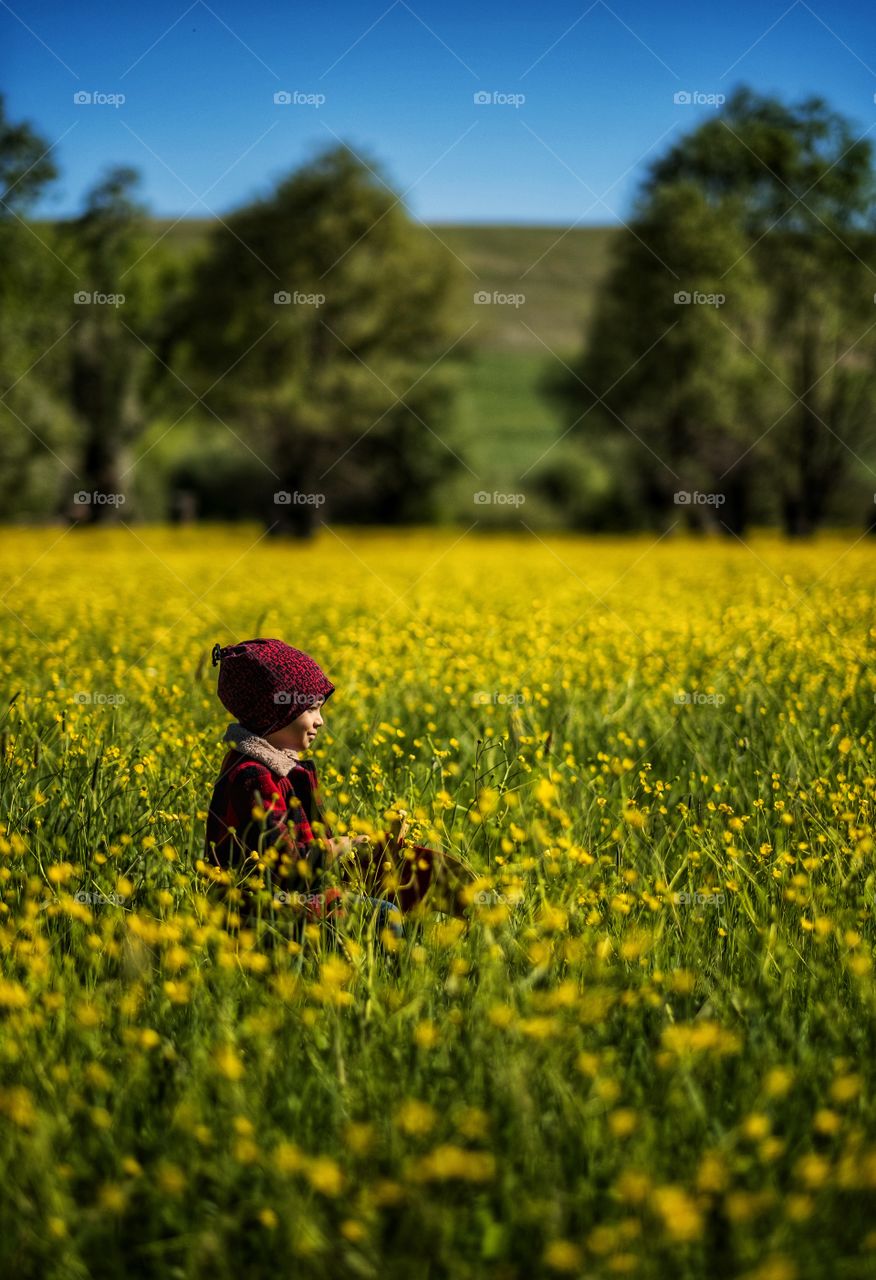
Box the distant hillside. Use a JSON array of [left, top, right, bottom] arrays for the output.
[[431, 224, 619, 354], [143, 219, 620, 356]]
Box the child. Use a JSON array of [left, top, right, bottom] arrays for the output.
[[204, 637, 401, 939], [204, 637, 476, 937]]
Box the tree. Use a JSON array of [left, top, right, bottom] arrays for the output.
[[544, 180, 775, 535], [169, 143, 470, 535], [58, 166, 166, 522], [0, 95, 78, 517], [552, 88, 876, 536]]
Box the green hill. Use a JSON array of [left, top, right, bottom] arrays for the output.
[[145, 220, 619, 493], [429, 224, 619, 355], [146, 219, 619, 356]]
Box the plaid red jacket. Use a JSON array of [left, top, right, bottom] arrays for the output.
[[204, 751, 339, 918]]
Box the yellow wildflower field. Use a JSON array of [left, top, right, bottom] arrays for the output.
[[0, 526, 874, 1279]]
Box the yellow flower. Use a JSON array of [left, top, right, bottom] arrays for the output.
[[489, 1004, 515, 1028], [344, 1122, 375, 1156], [74, 1001, 102, 1028], [741, 1113, 771, 1141], [696, 1152, 728, 1194], [395, 1099, 436, 1136], [97, 1183, 127, 1213], [307, 1156, 344, 1196], [650, 1185, 703, 1241], [813, 1109, 842, 1135], [0, 980, 28, 1008], [0, 1086, 36, 1129], [544, 1241, 583, 1272], [794, 1154, 829, 1188], [84, 1062, 112, 1090], [156, 1162, 186, 1196], [535, 778, 557, 808], [476, 787, 499, 816], [519, 1016, 558, 1040], [341, 1219, 367, 1243], [214, 1044, 245, 1081], [763, 1067, 794, 1098], [608, 1109, 638, 1138], [273, 1141, 303, 1174], [830, 1074, 862, 1104], [410, 1144, 495, 1183], [414, 1020, 439, 1049]]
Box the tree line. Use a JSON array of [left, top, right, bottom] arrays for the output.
[[2, 87, 875, 536]]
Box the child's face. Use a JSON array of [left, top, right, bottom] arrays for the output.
[[265, 697, 325, 753]]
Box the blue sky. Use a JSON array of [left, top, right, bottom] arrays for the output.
[[4, 0, 876, 224]]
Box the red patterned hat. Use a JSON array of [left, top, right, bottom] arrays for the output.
[[211, 638, 335, 736]]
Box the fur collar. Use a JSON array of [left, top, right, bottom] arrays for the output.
[[223, 722, 302, 776]]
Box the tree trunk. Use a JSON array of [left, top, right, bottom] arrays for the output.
[[784, 328, 823, 537], [719, 467, 749, 537], [72, 432, 125, 524], [268, 456, 322, 538]]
